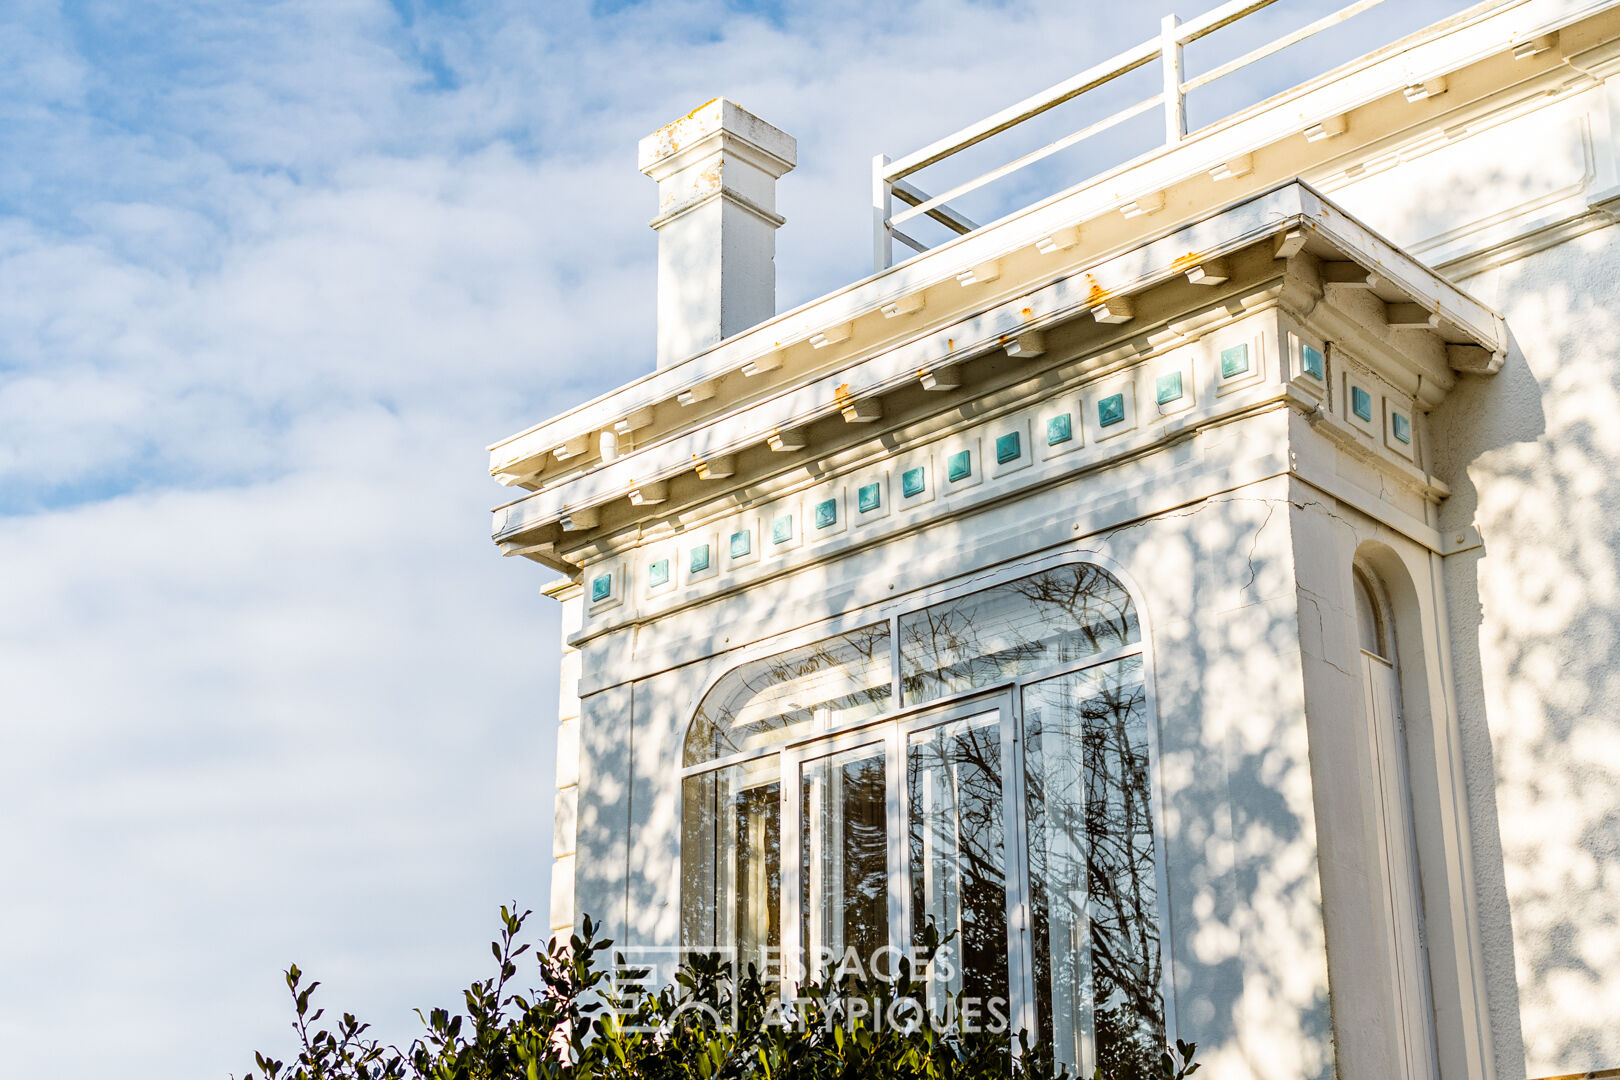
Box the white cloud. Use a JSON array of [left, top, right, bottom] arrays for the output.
[[0, 0, 1477, 1075]]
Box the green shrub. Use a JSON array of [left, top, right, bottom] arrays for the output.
[[244, 906, 1199, 1080]]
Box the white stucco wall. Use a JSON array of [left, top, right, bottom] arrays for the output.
[[1432, 226, 1620, 1078], [570, 440, 1342, 1080]]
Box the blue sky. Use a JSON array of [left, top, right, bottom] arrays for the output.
[[0, 0, 1469, 1075]]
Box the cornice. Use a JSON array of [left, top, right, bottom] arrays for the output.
[[491, 184, 1504, 569]]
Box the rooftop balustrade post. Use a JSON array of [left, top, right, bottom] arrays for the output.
[[873, 153, 894, 272], [1161, 13, 1187, 144]]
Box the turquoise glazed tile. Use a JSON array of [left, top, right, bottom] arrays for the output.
[[1392, 411, 1412, 444], [995, 431, 1021, 464], [1352, 385, 1373, 422], [814, 498, 838, 530], [947, 449, 972, 482], [648, 559, 669, 588], [729, 530, 751, 559], [1045, 413, 1072, 446], [689, 544, 711, 574], [1220, 343, 1250, 379], [771, 514, 793, 545], [1302, 344, 1325, 380], [1097, 394, 1125, 428], [901, 466, 926, 498], [857, 482, 881, 514], [1156, 371, 1183, 405], [590, 573, 612, 603]]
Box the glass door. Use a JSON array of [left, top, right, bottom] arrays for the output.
[[905, 705, 1016, 1026], [787, 737, 896, 984]]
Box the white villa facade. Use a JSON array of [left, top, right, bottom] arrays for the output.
[[487, 3, 1620, 1078]]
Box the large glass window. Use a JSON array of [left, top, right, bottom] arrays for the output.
[[681, 756, 781, 976], [1022, 656, 1162, 1077], [680, 561, 1165, 1074], [801, 742, 890, 978], [909, 711, 1009, 1015]]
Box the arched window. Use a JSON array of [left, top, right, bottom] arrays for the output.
[[681, 561, 1169, 1077], [1354, 563, 1440, 1080]]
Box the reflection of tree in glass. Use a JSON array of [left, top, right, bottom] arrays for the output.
[[733, 781, 781, 974], [1023, 660, 1162, 1077], [1081, 680, 1161, 1076], [687, 624, 893, 765], [802, 753, 890, 979], [842, 755, 889, 966], [908, 719, 1009, 1009], [681, 766, 782, 973], [901, 565, 1138, 704]]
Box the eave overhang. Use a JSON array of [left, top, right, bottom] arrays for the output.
[[492, 182, 1505, 569]]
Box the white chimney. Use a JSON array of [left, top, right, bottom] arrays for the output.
[[638, 99, 797, 369]]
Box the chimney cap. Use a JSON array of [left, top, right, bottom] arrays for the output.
[[637, 98, 797, 179]]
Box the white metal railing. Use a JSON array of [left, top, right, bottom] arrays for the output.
[[871, 0, 1395, 269]]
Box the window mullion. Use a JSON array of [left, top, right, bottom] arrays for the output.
[[779, 746, 803, 992], [1001, 688, 1037, 1052], [885, 721, 908, 976]]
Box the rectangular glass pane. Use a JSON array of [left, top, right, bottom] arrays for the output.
[[801, 744, 889, 980], [908, 712, 1009, 1019], [900, 564, 1138, 705], [681, 754, 781, 977], [1022, 655, 1163, 1077]]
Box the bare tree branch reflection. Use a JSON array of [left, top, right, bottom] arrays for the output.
[[688, 624, 893, 766], [901, 565, 1139, 703], [680, 564, 1163, 1078], [1025, 658, 1163, 1077], [909, 715, 1009, 1011]]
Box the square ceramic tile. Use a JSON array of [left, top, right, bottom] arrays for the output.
[[1215, 332, 1264, 396], [768, 509, 799, 553], [1301, 342, 1325, 381], [1098, 394, 1125, 427], [1285, 332, 1328, 403], [1090, 384, 1137, 442], [588, 564, 621, 612], [689, 542, 712, 576], [647, 557, 671, 590], [644, 546, 677, 598], [897, 458, 934, 509], [808, 488, 846, 541], [1040, 409, 1081, 461], [942, 438, 982, 492], [1386, 407, 1415, 460], [727, 523, 757, 567], [855, 476, 889, 523], [1219, 343, 1250, 380], [685, 535, 719, 584], [991, 419, 1031, 477], [1342, 372, 1380, 437], [1153, 355, 1195, 416]]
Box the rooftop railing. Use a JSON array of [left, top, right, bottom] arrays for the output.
[[871, 0, 1399, 270]]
